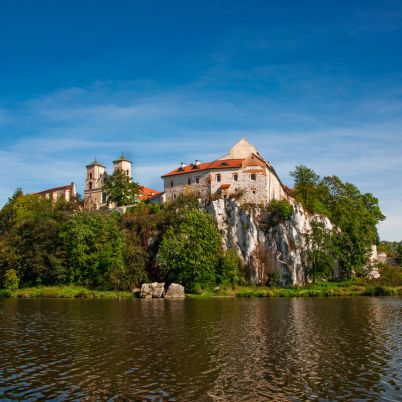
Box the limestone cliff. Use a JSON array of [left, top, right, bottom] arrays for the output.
[[206, 198, 333, 287]]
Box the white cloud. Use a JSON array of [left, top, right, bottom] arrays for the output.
[[1, 82, 401, 240]]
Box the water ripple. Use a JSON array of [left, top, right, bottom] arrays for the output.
[[0, 297, 401, 401]]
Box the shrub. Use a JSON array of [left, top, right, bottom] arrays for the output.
[[218, 249, 243, 286], [260, 199, 293, 229], [3, 269, 20, 291], [374, 264, 402, 286]]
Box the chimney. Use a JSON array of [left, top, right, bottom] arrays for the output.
[[195, 160, 201, 165], [180, 162, 187, 168]]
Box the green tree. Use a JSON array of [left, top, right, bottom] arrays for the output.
[[159, 208, 222, 292], [218, 248, 243, 286], [60, 211, 125, 287], [2, 269, 20, 291], [290, 165, 322, 211], [396, 243, 402, 265], [103, 170, 142, 207], [305, 220, 336, 283], [0, 193, 73, 286]]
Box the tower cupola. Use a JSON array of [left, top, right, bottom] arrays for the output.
[[113, 154, 132, 177]]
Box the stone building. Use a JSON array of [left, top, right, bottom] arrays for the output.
[[84, 155, 159, 210], [35, 182, 76, 203], [161, 139, 286, 204]]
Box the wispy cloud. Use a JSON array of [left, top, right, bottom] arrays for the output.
[[0, 81, 401, 240]]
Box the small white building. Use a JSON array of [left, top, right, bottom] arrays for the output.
[[36, 182, 76, 203], [161, 139, 286, 204]]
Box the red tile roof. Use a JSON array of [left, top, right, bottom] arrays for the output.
[[162, 159, 244, 178], [139, 186, 160, 201], [220, 184, 231, 190]]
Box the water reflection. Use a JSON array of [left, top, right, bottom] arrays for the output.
[[0, 297, 400, 401]]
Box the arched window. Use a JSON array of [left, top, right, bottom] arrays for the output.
[[88, 182, 93, 190]]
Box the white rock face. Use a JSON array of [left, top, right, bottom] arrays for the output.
[[207, 198, 333, 287]]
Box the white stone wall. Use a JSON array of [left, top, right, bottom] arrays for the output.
[[163, 165, 285, 205], [163, 170, 211, 201]]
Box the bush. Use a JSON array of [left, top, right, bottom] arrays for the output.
[[3, 269, 19, 291], [375, 264, 402, 286], [218, 249, 243, 286], [260, 199, 293, 229]]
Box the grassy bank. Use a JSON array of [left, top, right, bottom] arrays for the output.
[[0, 281, 401, 300], [0, 285, 133, 299], [187, 281, 402, 298]]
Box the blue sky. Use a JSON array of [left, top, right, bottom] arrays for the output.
[[0, 0, 401, 240]]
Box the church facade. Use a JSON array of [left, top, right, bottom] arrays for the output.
[[161, 139, 286, 204], [84, 155, 159, 210]]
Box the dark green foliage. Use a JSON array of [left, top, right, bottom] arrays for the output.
[[103, 170, 142, 207], [159, 208, 222, 292], [305, 221, 336, 283], [218, 249, 243, 286], [60, 211, 125, 287], [260, 199, 293, 230], [290, 165, 325, 213], [290, 166, 385, 279], [0, 192, 73, 286]]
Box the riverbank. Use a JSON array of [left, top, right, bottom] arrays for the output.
[[0, 281, 401, 299], [188, 281, 402, 298], [0, 286, 133, 299]]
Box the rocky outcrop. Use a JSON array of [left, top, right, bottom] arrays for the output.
[[165, 283, 185, 298], [140, 282, 185, 298], [207, 198, 333, 287], [140, 282, 165, 298]]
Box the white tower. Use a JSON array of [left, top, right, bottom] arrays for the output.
[[84, 159, 106, 209], [113, 154, 132, 178]]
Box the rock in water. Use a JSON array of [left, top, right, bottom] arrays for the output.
[[152, 282, 165, 298], [165, 283, 185, 298], [140, 282, 165, 298], [140, 283, 153, 298]]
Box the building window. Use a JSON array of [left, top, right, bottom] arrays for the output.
[[188, 178, 191, 185], [88, 182, 93, 190], [102, 192, 107, 204], [233, 173, 238, 181], [251, 173, 256, 181], [196, 177, 200, 184], [173, 194, 176, 199], [252, 190, 256, 195], [89, 173, 93, 179], [170, 181, 174, 188], [216, 174, 221, 182]]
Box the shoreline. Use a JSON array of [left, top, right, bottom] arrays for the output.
[[0, 282, 401, 299]]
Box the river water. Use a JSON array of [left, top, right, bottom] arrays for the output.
[[0, 297, 401, 401]]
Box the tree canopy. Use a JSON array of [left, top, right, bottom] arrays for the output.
[[103, 170, 142, 207], [290, 166, 385, 278]]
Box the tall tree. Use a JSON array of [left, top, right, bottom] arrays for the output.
[[290, 165, 323, 211], [103, 170, 142, 207], [159, 208, 222, 292], [305, 220, 336, 283]]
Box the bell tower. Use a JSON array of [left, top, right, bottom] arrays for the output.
[[84, 159, 106, 209], [113, 154, 132, 178]]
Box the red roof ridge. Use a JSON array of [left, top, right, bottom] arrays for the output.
[[161, 158, 245, 178]]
